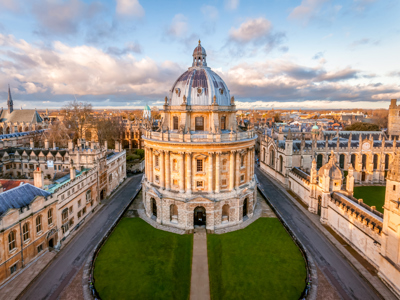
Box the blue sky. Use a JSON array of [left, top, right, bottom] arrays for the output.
[[0, 0, 399, 110]]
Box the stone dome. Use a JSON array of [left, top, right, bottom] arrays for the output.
[[169, 41, 231, 106], [318, 151, 343, 180]]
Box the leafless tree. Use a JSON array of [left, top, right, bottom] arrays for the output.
[[61, 100, 93, 142]]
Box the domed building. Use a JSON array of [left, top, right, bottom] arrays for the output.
[[142, 41, 257, 232]]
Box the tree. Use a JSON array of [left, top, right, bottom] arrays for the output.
[[93, 115, 125, 149], [44, 121, 70, 148], [344, 122, 380, 131], [61, 100, 93, 143]]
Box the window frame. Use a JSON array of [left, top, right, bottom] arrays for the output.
[[196, 159, 203, 173], [23, 223, 30, 242], [195, 116, 204, 131], [36, 215, 42, 234]]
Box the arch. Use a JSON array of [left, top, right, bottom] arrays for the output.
[[122, 140, 129, 149], [362, 154, 367, 169], [351, 154, 357, 168], [151, 198, 157, 218], [0, 126, 3, 134], [317, 196, 322, 216], [373, 154, 379, 170], [385, 154, 390, 170], [243, 198, 248, 218], [195, 116, 204, 131], [24, 127, 29, 131], [317, 154, 323, 169], [100, 189, 106, 200], [23, 223, 29, 242], [279, 156, 283, 172], [170, 204, 178, 223], [194, 206, 206, 227], [339, 154, 345, 169], [222, 204, 229, 223], [18, 126, 22, 132], [8, 231, 16, 251], [269, 148, 275, 167], [5, 127, 10, 134]]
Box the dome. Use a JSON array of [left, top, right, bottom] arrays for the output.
[[169, 41, 231, 106], [318, 151, 343, 180], [143, 105, 151, 119], [144, 105, 151, 111], [312, 123, 319, 130]]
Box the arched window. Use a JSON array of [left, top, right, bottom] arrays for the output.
[[8, 231, 16, 251], [351, 154, 356, 168], [362, 154, 367, 169], [195, 116, 204, 131], [36, 215, 42, 233], [86, 190, 92, 201], [240, 155, 244, 167], [222, 204, 230, 223], [269, 149, 275, 167], [109, 174, 112, 182], [23, 223, 29, 242], [373, 154, 378, 170], [385, 154, 390, 170], [173, 116, 179, 130], [48, 209, 53, 225], [317, 154, 323, 169], [339, 154, 345, 169], [170, 204, 178, 222], [221, 116, 226, 130], [279, 156, 283, 172], [243, 198, 248, 218]]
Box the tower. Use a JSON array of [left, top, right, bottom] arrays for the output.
[[7, 84, 13, 114], [388, 99, 400, 136]]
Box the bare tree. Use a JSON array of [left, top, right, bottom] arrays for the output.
[[93, 115, 125, 149], [44, 121, 71, 148], [61, 100, 93, 142]]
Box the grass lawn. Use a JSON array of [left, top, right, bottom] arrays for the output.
[[94, 218, 193, 300], [207, 218, 307, 300], [354, 186, 386, 213]]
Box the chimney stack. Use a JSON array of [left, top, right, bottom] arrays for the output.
[[44, 139, 49, 149], [53, 141, 56, 150], [30, 138, 34, 148], [33, 167, 44, 189], [115, 140, 120, 152], [68, 140, 74, 151], [70, 167, 76, 180], [104, 140, 108, 150]]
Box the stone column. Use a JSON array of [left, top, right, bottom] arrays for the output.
[[186, 152, 192, 194], [179, 152, 185, 193], [129, 140, 132, 149], [208, 152, 214, 193], [215, 152, 221, 193], [160, 150, 165, 189], [149, 148, 153, 183], [165, 151, 171, 191], [229, 150, 235, 191], [247, 148, 251, 182], [144, 146, 148, 179], [236, 151, 240, 189]]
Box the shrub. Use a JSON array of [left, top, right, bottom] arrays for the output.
[[136, 149, 145, 159]]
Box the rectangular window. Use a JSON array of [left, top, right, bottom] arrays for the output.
[[173, 179, 178, 186], [196, 181, 204, 188], [78, 211, 82, 219], [69, 206, 73, 214], [221, 116, 226, 130], [155, 175, 160, 182], [240, 175, 245, 182], [196, 159, 203, 172], [173, 116, 179, 130], [222, 179, 227, 186], [394, 185, 396, 191], [155, 155, 159, 168], [10, 264, 17, 275], [37, 244, 43, 253], [195, 116, 204, 131], [83, 207, 87, 214]]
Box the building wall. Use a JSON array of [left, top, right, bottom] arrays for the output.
[[388, 99, 400, 136]]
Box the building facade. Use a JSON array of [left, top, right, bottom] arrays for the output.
[[142, 42, 257, 233], [388, 99, 400, 136]]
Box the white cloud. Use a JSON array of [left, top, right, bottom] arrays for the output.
[[201, 5, 218, 20], [288, 0, 329, 24], [229, 18, 272, 43], [116, 0, 145, 18], [0, 0, 21, 12], [166, 14, 188, 38], [225, 0, 239, 10]]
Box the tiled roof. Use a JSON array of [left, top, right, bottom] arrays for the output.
[[0, 109, 43, 123], [0, 180, 32, 191], [0, 184, 50, 216]]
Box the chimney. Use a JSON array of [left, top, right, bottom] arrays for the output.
[[115, 140, 120, 152], [30, 138, 34, 148], [53, 141, 56, 150], [85, 141, 90, 148], [45, 139, 49, 149], [70, 167, 76, 180], [33, 167, 44, 189], [104, 140, 108, 150], [68, 140, 74, 150]]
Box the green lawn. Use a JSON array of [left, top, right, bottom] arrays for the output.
[[94, 218, 193, 300], [354, 186, 386, 213], [207, 218, 307, 300]]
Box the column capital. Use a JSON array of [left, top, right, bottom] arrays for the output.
[[215, 151, 222, 155], [208, 151, 215, 155], [178, 151, 185, 155]]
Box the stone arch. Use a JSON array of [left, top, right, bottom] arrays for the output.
[[194, 206, 206, 227], [373, 154, 379, 170], [5, 127, 10, 134], [243, 197, 248, 219], [24, 127, 29, 131], [269, 147, 275, 167], [279, 155, 283, 173], [170, 204, 178, 223], [0, 126, 3, 134], [362, 154, 367, 170], [351, 154, 357, 168], [18, 126, 22, 132], [222, 204, 229, 223], [151, 197, 157, 218], [122, 140, 129, 149], [339, 154, 345, 169], [317, 154, 323, 169], [385, 154, 390, 170]]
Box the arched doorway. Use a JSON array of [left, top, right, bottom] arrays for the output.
[[243, 198, 248, 219], [222, 204, 229, 224], [317, 196, 322, 216], [100, 189, 105, 200], [151, 198, 157, 218], [48, 238, 54, 248], [194, 206, 206, 227]]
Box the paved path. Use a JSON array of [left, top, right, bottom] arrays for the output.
[[190, 227, 210, 300], [256, 167, 385, 300], [18, 175, 143, 300]]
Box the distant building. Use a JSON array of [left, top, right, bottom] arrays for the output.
[[388, 99, 400, 136]]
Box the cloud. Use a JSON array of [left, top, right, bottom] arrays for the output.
[[0, 34, 183, 103], [115, 0, 144, 18], [288, 0, 328, 22], [227, 18, 286, 55], [106, 42, 142, 55], [31, 0, 102, 36], [353, 0, 376, 11], [349, 38, 380, 48], [201, 5, 218, 20], [225, 0, 239, 10], [312, 51, 324, 60], [0, 0, 22, 12], [166, 14, 188, 38]]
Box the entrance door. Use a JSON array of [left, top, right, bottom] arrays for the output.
[[49, 238, 54, 248], [194, 206, 206, 226], [100, 189, 104, 200], [317, 197, 322, 216], [152, 200, 157, 217], [243, 198, 248, 218], [362, 172, 366, 181]]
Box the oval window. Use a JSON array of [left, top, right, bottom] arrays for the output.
[[197, 88, 202, 94], [219, 88, 224, 95]]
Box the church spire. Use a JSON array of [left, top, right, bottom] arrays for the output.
[[7, 84, 13, 114]]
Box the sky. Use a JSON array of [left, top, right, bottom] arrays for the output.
[[0, 0, 399, 110]]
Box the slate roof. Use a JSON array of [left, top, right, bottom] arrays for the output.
[[0, 109, 43, 123], [0, 129, 45, 141], [0, 183, 50, 216]]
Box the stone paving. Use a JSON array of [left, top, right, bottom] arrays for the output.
[[190, 227, 210, 300], [0, 251, 56, 300]]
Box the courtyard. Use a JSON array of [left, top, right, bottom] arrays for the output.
[[353, 186, 386, 213], [93, 218, 193, 300], [207, 218, 307, 300]]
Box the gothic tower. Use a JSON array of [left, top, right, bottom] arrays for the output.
[[7, 84, 13, 114], [388, 99, 400, 136]]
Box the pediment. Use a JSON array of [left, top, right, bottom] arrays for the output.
[[193, 153, 207, 159]]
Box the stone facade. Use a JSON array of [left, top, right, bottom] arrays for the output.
[[388, 99, 400, 136], [142, 42, 257, 233]]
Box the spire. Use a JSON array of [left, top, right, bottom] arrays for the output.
[[287, 128, 293, 140], [7, 84, 13, 114]]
